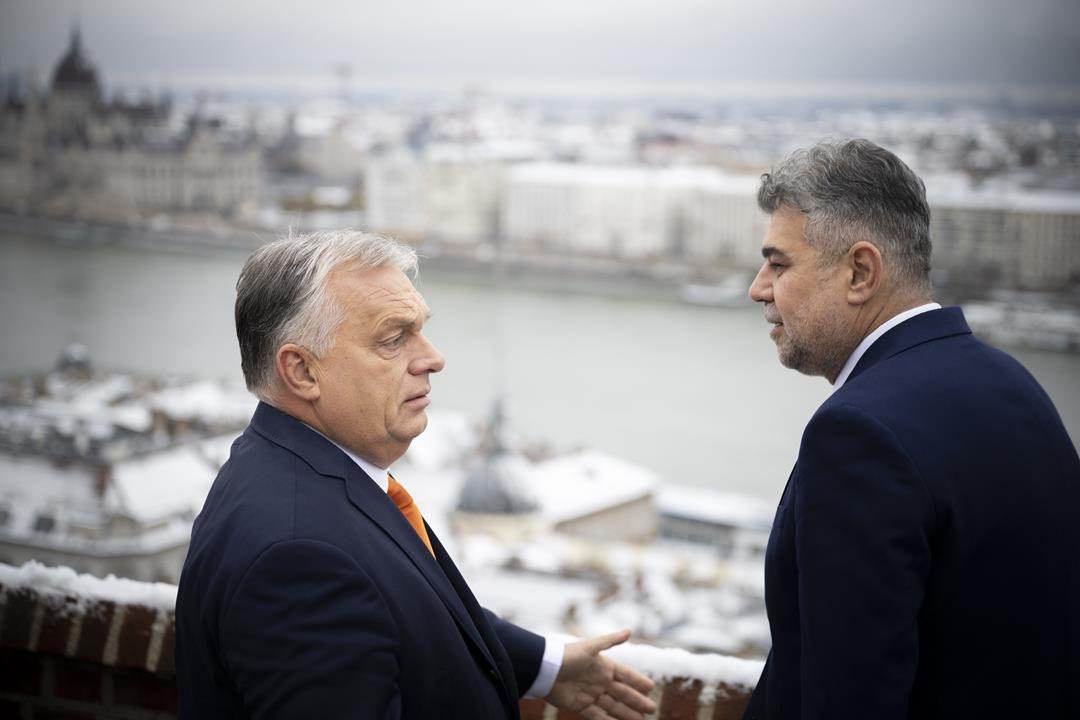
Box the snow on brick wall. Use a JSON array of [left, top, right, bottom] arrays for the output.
[[0, 561, 756, 719]]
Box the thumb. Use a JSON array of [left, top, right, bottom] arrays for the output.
[[579, 628, 632, 655]]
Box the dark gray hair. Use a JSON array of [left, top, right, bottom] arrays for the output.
[[235, 229, 419, 402], [758, 139, 932, 292]]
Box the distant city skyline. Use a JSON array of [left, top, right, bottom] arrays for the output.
[[1, 0, 1079, 104]]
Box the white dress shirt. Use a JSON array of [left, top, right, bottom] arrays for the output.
[[306, 424, 564, 698], [832, 303, 941, 391]]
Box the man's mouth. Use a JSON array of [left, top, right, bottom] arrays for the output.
[[404, 389, 431, 406], [765, 314, 784, 338]]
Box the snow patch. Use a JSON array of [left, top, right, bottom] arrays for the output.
[[0, 560, 177, 612]]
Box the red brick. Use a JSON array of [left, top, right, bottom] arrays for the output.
[[35, 597, 80, 657], [519, 698, 547, 720], [660, 678, 703, 720], [156, 617, 175, 676], [72, 601, 114, 666], [115, 605, 156, 670], [712, 683, 752, 720], [112, 668, 178, 713], [52, 660, 102, 703], [0, 589, 37, 650], [0, 648, 42, 696]]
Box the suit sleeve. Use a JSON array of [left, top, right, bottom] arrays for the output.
[[483, 608, 546, 696], [221, 539, 401, 720], [795, 403, 933, 719]]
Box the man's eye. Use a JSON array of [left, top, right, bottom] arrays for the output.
[[769, 262, 785, 271], [382, 334, 406, 349]]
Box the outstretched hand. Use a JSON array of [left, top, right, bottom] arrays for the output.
[[545, 629, 657, 720]]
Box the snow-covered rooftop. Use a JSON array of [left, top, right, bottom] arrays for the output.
[[147, 380, 256, 425], [105, 435, 233, 523], [530, 450, 657, 523], [657, 485, 775, 531]]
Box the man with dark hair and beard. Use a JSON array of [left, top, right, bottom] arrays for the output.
[[743, 139, 1080, 719]]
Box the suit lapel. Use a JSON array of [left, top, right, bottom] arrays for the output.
[[427, 526, 521, 707], [342, 465, 507, 682]]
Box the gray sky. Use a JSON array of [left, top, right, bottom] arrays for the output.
[[2, 0, 1079, 100]]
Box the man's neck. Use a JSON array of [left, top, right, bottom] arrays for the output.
[[855, 292, 931, 349], [830, 298, 940, 389]]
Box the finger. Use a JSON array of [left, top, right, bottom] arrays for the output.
[[604, 690, 643, 720], [581, 706, 607, 720], [578, 628, 632, 655], [614, 662, 656, 694], [607, 680, 658, 714], [598, 693, 648, 720]]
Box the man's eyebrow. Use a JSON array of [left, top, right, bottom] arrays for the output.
[[375, 310, 431, 333], [761, 246, 791, 261]]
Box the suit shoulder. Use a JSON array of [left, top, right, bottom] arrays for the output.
[[182, 430, 305, 590], [838, 332, 1045, 409]]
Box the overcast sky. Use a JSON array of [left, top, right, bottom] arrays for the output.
[[2, 0, 1079, 101]]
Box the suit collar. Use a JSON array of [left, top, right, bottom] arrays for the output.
[[832, 303, 940, 390], [847, 306, 971, 384], [248, 402, 350, 479]]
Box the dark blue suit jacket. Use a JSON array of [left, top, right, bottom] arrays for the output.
[[745, 307, 1080, 719], [176, 402, 544, 719]]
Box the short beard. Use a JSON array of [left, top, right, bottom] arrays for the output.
[[776, 321, 853, 382]]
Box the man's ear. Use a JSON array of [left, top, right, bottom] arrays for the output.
[[275, 344, 321, 401], [846, 241, 884, 305]]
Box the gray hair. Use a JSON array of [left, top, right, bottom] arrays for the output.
[[758, 139, 932, 292], [235, 229, 419, 402]]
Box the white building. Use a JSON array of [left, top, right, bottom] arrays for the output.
[[366, 141, 542, 246], [927, 176, 1080, 290], [502, 163, 766, 264], [502, 163, 665, 258], [664, 169, 765, 265]]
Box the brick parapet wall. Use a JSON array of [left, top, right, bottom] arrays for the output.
[[0, 564, 754, 719]]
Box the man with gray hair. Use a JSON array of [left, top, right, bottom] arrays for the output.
[[743, 140, 1079, 719], [175, 230, 656, 719]]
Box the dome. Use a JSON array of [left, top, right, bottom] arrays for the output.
[[455, 398, 539, 515], [51, 28, 101, 96]]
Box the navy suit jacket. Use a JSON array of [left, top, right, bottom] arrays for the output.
[[745, 307, 1080, 719], [176, 402, 544, 719]]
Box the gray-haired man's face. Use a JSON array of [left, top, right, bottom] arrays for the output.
[[307, 265, 446, 467], [748, 207, 855, 383]]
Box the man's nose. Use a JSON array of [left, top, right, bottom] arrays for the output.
[[413, 334, 446, 374], [748, 264, 771, 303]]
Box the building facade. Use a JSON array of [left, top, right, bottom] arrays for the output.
[[0, 29, 261, 220]]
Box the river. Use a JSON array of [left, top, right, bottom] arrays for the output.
[[2, 230, 1077, 502]]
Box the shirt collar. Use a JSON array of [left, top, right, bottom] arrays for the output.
[[301, 423, 390, 493], [832, 302, 941, 391]]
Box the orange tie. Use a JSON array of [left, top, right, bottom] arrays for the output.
[[387, 475, 435, 557]]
